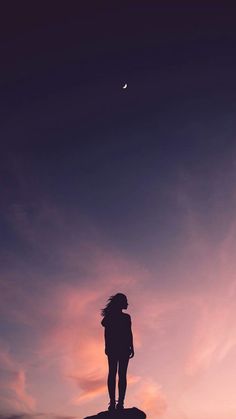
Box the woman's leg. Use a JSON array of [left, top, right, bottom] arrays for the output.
[[107, 355, 118, 403], [117, 356, 129, 406]]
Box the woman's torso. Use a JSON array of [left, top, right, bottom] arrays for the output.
[[102, 312, 131, 356]]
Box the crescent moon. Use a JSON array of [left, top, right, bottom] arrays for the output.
[[122, 83, 128, 89]]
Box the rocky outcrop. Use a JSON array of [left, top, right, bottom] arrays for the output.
[[84, 407, 146, 419]]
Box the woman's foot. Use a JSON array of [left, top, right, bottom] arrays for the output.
[[116, 401, 124, 410], [108, 400, 116, 412]]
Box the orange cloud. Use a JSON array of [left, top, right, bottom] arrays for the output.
[[69, 371, 106, 403]]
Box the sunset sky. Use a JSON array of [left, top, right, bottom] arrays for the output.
[[1, 3, 236, 419]]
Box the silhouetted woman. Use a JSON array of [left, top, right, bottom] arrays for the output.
[[101, 293, 134, 411]]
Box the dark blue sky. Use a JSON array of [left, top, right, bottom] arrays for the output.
[[1, 2, 236, 265]]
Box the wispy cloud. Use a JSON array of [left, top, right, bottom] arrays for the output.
[[0, 415, 77, 419], [0, 341, 35, 413], [185, 288, 236, 376], [133, 379, 167, 418], [2, 196, 236, 419]]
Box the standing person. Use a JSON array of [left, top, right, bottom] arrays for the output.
[[101, 293, 134, 412]]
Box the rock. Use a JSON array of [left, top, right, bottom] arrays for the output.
[[84, 407, 146, 419]]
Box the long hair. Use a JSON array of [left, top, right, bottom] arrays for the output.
[[101, 293, 127, 317]]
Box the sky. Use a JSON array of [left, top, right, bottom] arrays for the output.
[[1, 3, 236, 419]]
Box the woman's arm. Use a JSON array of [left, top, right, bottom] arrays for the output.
[[129, 315, 134, 358]]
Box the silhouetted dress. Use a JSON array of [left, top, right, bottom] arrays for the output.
[[101, 312, 132, 358]]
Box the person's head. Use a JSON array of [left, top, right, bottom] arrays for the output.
[[101, 293, 128, 316]]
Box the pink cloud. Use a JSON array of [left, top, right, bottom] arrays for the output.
[[132, 379, 167, 419], [3, 199, 236, 418], [185, 289, 236, 376], [183, 223, 236, 377], [0, 341, 35, 413]]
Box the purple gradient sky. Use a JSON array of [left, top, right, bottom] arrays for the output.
[[1, 3, 236, 419]]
